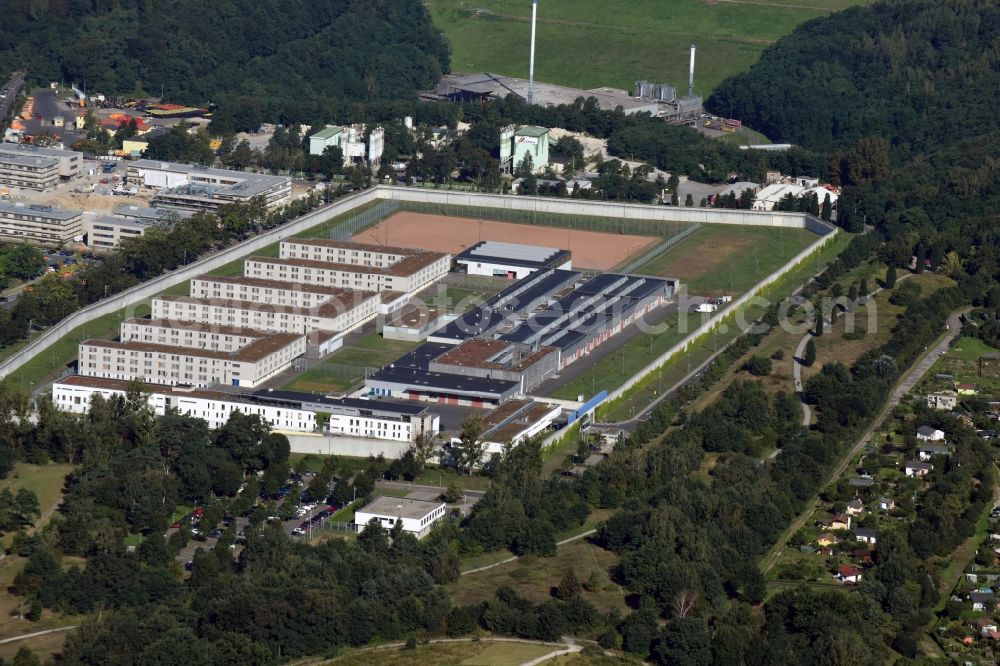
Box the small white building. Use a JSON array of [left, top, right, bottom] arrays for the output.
[[354, 497, 447, 539], [454, 241, 571, 280], [904, 460, 933, 477], [752, 183, 805, 211], [916, 425, 945, 441]]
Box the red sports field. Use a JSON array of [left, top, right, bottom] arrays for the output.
[[352, 212, 658, 271]]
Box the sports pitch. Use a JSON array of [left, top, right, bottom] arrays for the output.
[[430, 0, 871, 96], [636, 223, 819, 296], [353, 211, 659, 271]]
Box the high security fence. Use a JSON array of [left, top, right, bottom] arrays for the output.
[[328, 199, 400, 241], [398, 199, 698, 238], [615, 223, 702, 274]]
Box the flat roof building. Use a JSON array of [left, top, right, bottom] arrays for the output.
[[84, 214, 148, 250], [190, 274, 375, 312], [474, 398, 562, 455], [112, 204, 194, 225], [0, 143, 82, 180], [354, 496, 447, 539], [454, 241, 571, 280], [52, 375, 319, 432], [428, 338, 560, 394], [250, 390, 440, 442], [0, 152, 60, 190], [365, 365, 519, 408], [126, 159, 291, 210], [0, 201, 83, 245]]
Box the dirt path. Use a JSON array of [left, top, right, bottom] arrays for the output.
[[460, 529, 597, 576], [0, 626, 76, 646], [760, 307, 968, 574]]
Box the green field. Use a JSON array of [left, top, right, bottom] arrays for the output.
[[430, 0, 870, 96], [284, 331, 421, 393], [332, 641, 560, 666], [637, 223, 820, 296]]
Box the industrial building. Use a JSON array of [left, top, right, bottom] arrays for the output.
[[0, 201, 83, 245], [428, 339, 560, 394], [307, 125, 384, 165], [245, 239, 450, 295], [365, 363, 519, 407], [453, 241, 571, 280], [429, 268, 673, 367], [0, 143, 82, 181], [433, 73, 702, 123], [354, 497, 447, 539], [151, 291, 379, 337], [77, 330, 305, 388], [500, 125, 550, 174], [248, 390, 439, 442], [126, 160, 292, 210]]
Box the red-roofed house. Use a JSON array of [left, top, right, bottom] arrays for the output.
[[836, 565, 862, 584]]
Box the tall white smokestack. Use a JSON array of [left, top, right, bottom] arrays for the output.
[[688, 44, 696, 97], [528, 1, 538, 105]]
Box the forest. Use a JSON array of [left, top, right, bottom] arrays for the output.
[[0, 0, 449, 126]]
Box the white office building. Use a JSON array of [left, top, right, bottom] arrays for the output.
[[354, 497, 447, 539]]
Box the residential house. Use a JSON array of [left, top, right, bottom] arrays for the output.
[[855, 527, 877, 545], [926, 391, 958, 410], [846, 499, 865, 516], [831, 514, 851, 531], [954, 410, 975, 427], [916, 425, 945, 441], [904, 460, 933, 477], [957, 382, 978, 396], [818, 547, 834, 557], [878, 496, 896, 511], [970, 590, 996, 612], [854, 549, 873, 565], [836, 565, 863, 584], [974, 618, 998, 637], [978, 429, 998, 441], [965, 567, 1000, 585], [918, 444, 954, 461], [817, 532, 839, 547]]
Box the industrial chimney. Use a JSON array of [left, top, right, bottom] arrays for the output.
[[528, 1, 538, 105], [688, 44, 696, 97]]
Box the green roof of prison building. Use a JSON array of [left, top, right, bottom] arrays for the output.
[[514, 126, 549, 138], [310, 126, 342, 140]]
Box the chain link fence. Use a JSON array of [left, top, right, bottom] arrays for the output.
[[329, 199, 400, 241], [615, 223, 702, 274], [397, 200, 696, 238]]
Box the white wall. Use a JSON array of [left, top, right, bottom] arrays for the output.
[[283, 432, 412, 458]]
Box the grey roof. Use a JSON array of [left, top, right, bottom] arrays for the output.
[[90, 214, 148, 230], [847, 499, 864, 509], [855, 527, 877, 538], [514, 126, 549, 138], [355, 496, 444, 521], [455, 241, 570, 270], [367, 365, 517, 398], [905, 460, 933, 470], [249, 389, 429, 416], [310, 125, 342, 140], [848, 477, 875, 487], [0, 143, 81, 159], [969, 591, 995, 602], [916, 425, 941, 436], [0, 201, 81, 221], [130, 159, 289, 198], [112, 204, 193, 221], [878, 496, 894, 505], [919, 444, 953, 455], [0, 152, 58, 168]]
